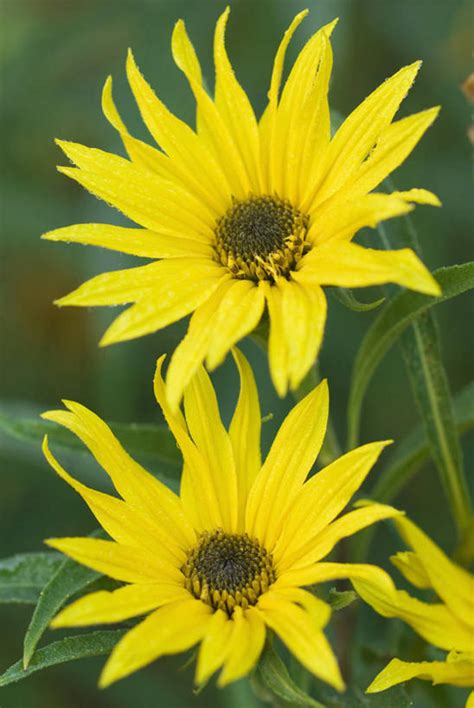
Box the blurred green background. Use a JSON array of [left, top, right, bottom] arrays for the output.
[[0, 0, 472, 706]]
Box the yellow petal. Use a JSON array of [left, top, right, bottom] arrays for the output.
[[213, 8, 262, 191], [195, 609, 233, 686], [42, 223, 213, 259], [390, 187, 441, 206], [273, 441, 391, 571], [154, 356, 225, 531], [51, 583, 186, 627], [98, 266, 226, 346], [99, 599, 212, 687], [53, 261, 165, 307], [42, 436, 184, 565], [41, 401, 195, 548], [229, 348, 262, 522], [257, 595, 344, 691], [262, 587, 331, 631], [394, 516, 474, 627], [126, 49, 231, 210], [172, 20, 250, 198], [246, 379, 329, 548], [341, 563, 473, 652], [217, 606, 266, 686], [277, 278, 327, 390], [205, 280, 265, 371], [286, 503, 402, 570], [261, 10, 308, 190], [298, 241, 441, 296], [390, 551, 431, 589], [101, 75, 169, 176], [262, 281, 288, 397], [343, 106, 440, 199], [305, 193, 414, 245], [56, 140, 215, 236], [166, 278, 258, 412], [367, 657, 474, 692], [183, 365, 238, 533], [272, 20, 337, 201], [308, 61, 422, 206], [468, 690, 474, 708], [46, 537, 180, 584]]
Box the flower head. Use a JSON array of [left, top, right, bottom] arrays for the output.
[[42, 350, 397, 689], [43, 9, 441, 408], [349, 514, 474, 705]]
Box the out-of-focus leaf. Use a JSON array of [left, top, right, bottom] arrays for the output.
[[332, 288, 385, 313], [0, 630, 124, 687], [0, 553, 62, 604], [328, 588, 358, 611], [0, 412, 182, 476], [347, 262, 474, 448], [253, 643, 325, 707], [23, 540, 102, 668], [354, 381, 474, 561], [375, 379, 474, 502], [319, 683, 413, 707]]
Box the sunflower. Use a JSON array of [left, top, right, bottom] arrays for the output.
[[346, 514, 474, 706], [43, 9, 441, 408], [42, 350, 398, 689]]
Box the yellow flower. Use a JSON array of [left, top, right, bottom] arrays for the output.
[[43, 9, 441, 408], [42, 350, 397, 689], [349, 515, 474, 706]]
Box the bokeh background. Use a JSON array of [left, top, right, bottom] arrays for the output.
[[1, 0, 472, 706]]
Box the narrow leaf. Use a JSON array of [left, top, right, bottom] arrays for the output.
[[327, 588, 358, 611], [0, 630, 124, 687], [0, 553, 63, 604], [399, 312, 470, 531], [347, 262, 474, 448], [254, 643, 326, 708], [23, 541, 102, 668], [0, 412, 182, 477], [332, 288, 385, 312]]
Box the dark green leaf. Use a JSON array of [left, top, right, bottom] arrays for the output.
[[399, 312, 470, 532], [354, 381, 474, 561], [327, 588, 358, 611], [0, 413, 181, 475], [347, 262, 474, 449], [23, 544, 102, 668], [319, 683, 412, 707], [0, 552, 63, 604], [0, 630, 124, 687], [332, 288, 385, 313], [254, 643, 326, 707]]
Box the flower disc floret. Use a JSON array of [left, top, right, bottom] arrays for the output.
[[214, 195, 309, 281], [182, 529, 276, 615]]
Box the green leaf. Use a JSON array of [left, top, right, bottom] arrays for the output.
[[0, 630, 124, 687], [23, 543, 102, 668], [0, 552, 63, 604], [347, 262, 474, 449], [353, 384, 474, 562], [254, 643, 326, 707], [319, 684, 412, 707], [332, 288, 385, 313], [0, 412, 182, 478], [327, 588, 358, 611], [398, 312, 470, 532], [373, 380, 473, 504]]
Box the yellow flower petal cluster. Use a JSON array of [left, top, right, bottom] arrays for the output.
[[42, 350, 398, 689], [350, 514, 474, 706], [43, 9, 441, 408]]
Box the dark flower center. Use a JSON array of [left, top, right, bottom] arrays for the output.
[[214, 195, 310, 281], [182, 529, 276, 615]]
